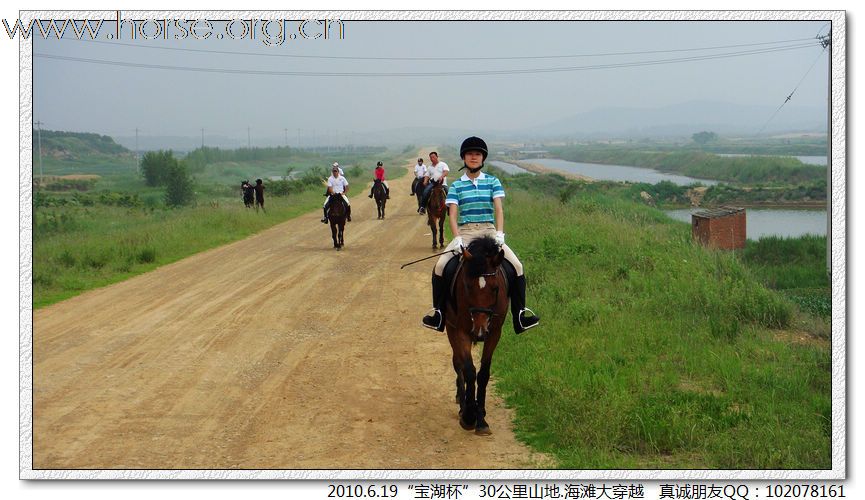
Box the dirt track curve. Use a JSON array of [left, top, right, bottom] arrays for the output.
[[33, 152, 552, 470]]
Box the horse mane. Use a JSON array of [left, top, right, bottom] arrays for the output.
[[465, 236, 501, 278]]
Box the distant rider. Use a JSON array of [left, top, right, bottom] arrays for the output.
[[419, 151, 449, 214], [368, 161, 390, 199], [322, 165, 351, 223], [411, 158, 427, 196]]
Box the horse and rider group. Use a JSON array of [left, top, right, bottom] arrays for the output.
[[240, 179, 266, 212], [252, 136, 542, 436]]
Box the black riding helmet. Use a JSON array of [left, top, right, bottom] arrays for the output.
[[459, 136, 488, 160]]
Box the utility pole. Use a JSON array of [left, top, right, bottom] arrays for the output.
[[284, 128, 288, 148], [35, 120, 43, 183], [201, 128, 205, 149], [135, 127, 139, 174], [821, 31, 832, 278], [247, 126, 251, 149], [297, 128, 301, 149]]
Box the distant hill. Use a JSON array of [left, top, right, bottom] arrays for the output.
[[32, 130, 137, 177], [35, 130, 130, 160], [526, 100, 827, 139], [362, 100, 827, 145]]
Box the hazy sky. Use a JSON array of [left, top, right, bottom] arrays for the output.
[[33, 18, 830, 143]]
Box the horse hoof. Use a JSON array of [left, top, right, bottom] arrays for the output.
[[475, 426, 492, 436], [458, 411, 476, 430]]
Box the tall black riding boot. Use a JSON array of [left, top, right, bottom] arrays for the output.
[[321, 206, 328, 224], [346, 204, 352, 222], [422, 274, 447, 332], [511, 275, 540, 334]]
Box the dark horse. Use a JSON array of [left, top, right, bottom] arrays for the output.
[[446, 236, 509, 436], [241, 181, 254, 208], [372, 179, 387, 220], [327, 193, 347, 250], [413, 177, 426, 213], [426, 180, 447, 249]]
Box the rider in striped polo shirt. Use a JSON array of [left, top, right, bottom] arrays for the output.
[[421, 136, 540, 334]]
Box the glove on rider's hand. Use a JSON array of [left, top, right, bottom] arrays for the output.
[[495, 231, 505, 246], [452, 236, 464, 250]]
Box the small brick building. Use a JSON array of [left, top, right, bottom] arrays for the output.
[[691, 207, 746, 250]]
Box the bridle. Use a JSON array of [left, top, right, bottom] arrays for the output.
[[463, 267, 504, 323]]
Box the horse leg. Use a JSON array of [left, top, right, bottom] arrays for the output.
[[452, 354, 465, 406], [331, 222, 338, 248], [474, 333, 501, 436], [339, 222, 345, 248], [430, 218, 437, 250], [439, 217, 445, 248], [459, 357, 478, 430]]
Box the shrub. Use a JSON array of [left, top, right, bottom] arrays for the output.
[[141, 150, 178, 187], [164, 162, 194, 207]]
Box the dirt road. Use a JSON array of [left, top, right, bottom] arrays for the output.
[[33, 153, 551, 470]]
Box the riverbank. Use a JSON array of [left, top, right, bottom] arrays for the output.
[[547, 145, 825, 185], [512, 160, 594, 181]]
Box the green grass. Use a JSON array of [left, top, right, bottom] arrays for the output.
[[491, 183, 830, 469], [33, 189, 325, 308], [740, 235, 831, 318]]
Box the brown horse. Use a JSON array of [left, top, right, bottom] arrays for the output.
[[372, 179, 387, 220], [426, 180, 447, 249], [327, 193, 347, 250], [446, 235, 509, 436]]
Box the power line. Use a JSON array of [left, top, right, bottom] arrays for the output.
[[756, 42, 828, 134], [35, 42, 820, 78], [65, 36, 817, 61]]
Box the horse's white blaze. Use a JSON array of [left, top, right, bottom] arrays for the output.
[[479, 276, 486, 289]]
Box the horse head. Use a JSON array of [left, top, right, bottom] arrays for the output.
[[460, 236, 507, 341]]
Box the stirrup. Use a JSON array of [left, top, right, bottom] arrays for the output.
[[422, 309, 444, 331], [516, 308, 540, 333], [320, 217, 328, 223]]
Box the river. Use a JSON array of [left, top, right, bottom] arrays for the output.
[[665, 208, 827, 239], [529, 158, 718, 186], [488, 161, 535, 175]]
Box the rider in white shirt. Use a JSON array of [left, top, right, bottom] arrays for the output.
[[411, 158, 427, 196], [322, 165, 351, 223], [419, 151, 449, 214]]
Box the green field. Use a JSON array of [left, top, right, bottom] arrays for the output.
[[488, 172, 830, 469]]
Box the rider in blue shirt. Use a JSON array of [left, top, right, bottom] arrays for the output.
[[421, 136, 540, 335]]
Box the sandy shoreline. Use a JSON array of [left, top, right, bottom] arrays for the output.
[[511, 160, 594, 182]]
